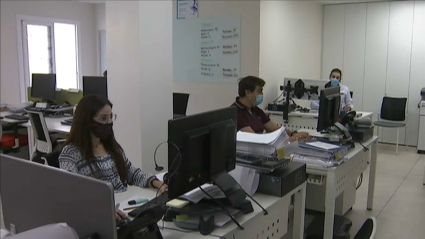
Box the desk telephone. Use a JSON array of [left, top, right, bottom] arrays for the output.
[[82, 204, 165, 239], [116, 204, 165, 239]]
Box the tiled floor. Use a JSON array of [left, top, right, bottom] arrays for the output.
[[345, 144, 425, 238], [284, 143, 425, 239]]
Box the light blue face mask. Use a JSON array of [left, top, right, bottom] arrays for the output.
[[330, 78, 340, 86], [253, 95, 263, 106]]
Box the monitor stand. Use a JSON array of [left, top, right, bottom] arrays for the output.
[[164, 171, 252, 234], [318, 122, 354, 147], [211, 171, 253, 214]]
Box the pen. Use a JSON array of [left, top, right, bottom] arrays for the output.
[[128, 198, 148, 205], [123, 205, 141, 211]]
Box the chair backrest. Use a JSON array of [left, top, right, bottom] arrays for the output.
[[173, 92, 190, 115], [41, 150, 61, 168], [25, 110, 52, 153], [380, 97, 407, 121]]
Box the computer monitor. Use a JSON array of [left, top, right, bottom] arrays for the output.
[[83, 76, 108, 98], [167, 107, 238, 200], [173, 92, 189, 116], [317, 86, 341, 132], [0, 154, 116, 239], [31, 73, 56, 101]]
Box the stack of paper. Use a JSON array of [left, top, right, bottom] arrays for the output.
[[297, 141, 349, 161], [236, 127, 291, 157], [292, 141, 349, 167]]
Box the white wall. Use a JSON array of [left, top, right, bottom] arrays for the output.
[[0, 1, 98, 105], [322, 1, 425, 146], [172, 0, 260, 115], [95, 3, 106, 74], [260, 1, 324, 106], [95, 3, 106, 31], [107, 1, 172, 173]]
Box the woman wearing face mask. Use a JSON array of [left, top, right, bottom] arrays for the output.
[[311, 68, 354, 111], [59, 95, 167, 219], [231, 76, 310, 142]]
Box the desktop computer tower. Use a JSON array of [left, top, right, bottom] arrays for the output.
[[305, 178, 357, 216]]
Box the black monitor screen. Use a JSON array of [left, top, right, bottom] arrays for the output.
[[317, 86, 341, 132], [83, 76, 108, 98], [167, 106, 237, 199], [31, 74, 56, 100]]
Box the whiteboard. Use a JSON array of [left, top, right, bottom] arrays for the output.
[[173, 16, 241, 83]]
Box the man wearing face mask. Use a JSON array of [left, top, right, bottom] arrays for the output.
[[231, 76, 310, 142], [311, 68, 354, 111]]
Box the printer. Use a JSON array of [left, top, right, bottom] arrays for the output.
[[418, 88, 425, 153]]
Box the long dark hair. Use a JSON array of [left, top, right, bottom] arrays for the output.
[[65, 95, 128, 183]]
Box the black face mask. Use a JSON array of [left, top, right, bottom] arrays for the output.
[[91, 121, 113, 140]]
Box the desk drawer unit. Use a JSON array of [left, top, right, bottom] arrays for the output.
[[226, 196, 289, 239]]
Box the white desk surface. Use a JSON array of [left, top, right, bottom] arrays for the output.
[[265, 110, 373, 119], [1, 111, 71, 134], [115, 183, 306, 239], [0, 112, 30, 127], [45, 117, 71, 134]]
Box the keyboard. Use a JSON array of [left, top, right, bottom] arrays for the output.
[[60, 118, 73, 125], [4, 114, 29, 121], [128, 192, 169, 217]]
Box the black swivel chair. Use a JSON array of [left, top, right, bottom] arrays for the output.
[[353, 217, 377, 239], [41, 150, 62, 168]]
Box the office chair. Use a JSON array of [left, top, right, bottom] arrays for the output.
[[353, 217, 377, 239], [0, 122, 28, 154], [25, 109, 65, 162], [374, 97, 407, 155], [41, 150, 62, 168], [173, 92, 190, 119]]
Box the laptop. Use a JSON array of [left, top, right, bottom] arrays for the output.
[[0, 154, 117, 239]]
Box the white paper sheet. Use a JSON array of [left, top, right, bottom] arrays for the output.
[[237, 127, 284, 145], [305, 141, 340, 150], [228, 165, 258, 196]]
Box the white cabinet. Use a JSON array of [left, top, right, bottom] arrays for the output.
[[321, 5, 345, 78], [342, 3, 366, 110], [407, 1, 425, 146], [362, 2, 390, 142], [322, 1, 424, 146], [382, 1, 414, 145]]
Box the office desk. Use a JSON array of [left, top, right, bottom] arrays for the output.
[[44, 117, 71, 134], [115, 182, 307, 239], [1, 112, 32, 155], [0, 112, 71, 157], [265, 110, 373, 131], [299, 135, 378, 239]]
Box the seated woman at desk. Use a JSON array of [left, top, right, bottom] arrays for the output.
[[311, 68, 354, 111], [59, 95, 167, 218], [231, 76, 310, 142]]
